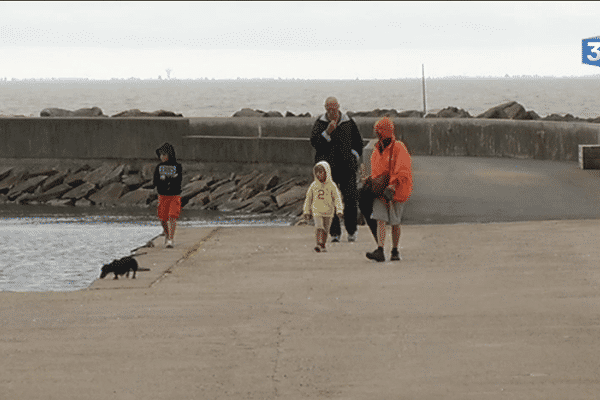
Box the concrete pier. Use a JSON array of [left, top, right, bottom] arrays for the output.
[[2, 220, 600, 399], [2, 156, 600, 399]]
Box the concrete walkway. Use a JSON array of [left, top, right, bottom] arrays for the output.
[[407, 155, 600, 224], [2, 156, 600, 399]]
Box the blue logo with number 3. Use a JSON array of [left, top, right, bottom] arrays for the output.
[[583, 37, 600, 67]]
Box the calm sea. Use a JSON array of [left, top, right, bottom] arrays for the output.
[[1, 77, 600, 118]]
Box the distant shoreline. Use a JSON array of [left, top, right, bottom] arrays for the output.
[[1, 75, 600, 82]]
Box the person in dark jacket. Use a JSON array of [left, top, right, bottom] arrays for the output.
[[153, 142, 183, 248], [310, 97, 363, 242]]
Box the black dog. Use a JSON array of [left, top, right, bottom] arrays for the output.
[[100, 256, 139, 280]]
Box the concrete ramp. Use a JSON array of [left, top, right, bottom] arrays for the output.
[[404, 156, 600, 224]]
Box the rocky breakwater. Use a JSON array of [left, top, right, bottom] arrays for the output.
[[0, 163, 310, 220], [39, 107, 183, 117], [232, 101, 600, 123]]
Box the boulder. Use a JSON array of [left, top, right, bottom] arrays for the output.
[[121, 173, 146, 190], [181, 178, 212, 205], [88, 182, 128, 205], [40, 108, 74, 117], [0, 170, 27, 193], [7, 175, 48, 201], [29, 183, 73, 203], [143, 110, 182, 117], [62, 182, 97, 200], [236, 194, 273, 213], [0, 167, 13, 182], [75, 199, 93, 207], [476, 101, 527, 120], [523, 111, 540, 120], [275, 185, 308, 208], [274, 200, 305, 217], [72, 107, 105, 117], [235, 185, 261, 201], [435, 107, 472, 118], [118, 188, 156, 206], [47, 198, 74, 207], [348, 109, 400, 118], [40, 107, 105, 117], [283, 111, 312, 118], [111, 109, 182, 117], [264, 111, 283, 118], [186, 192, 210, 208], [23, 167, 57, 180], [64, 170, 89, 187], [248, 171, 280, 191], [208, 180, 238, 202], [397, 110, 424, 118], [40, 170, 69, 192], [85, 164, 125, 188], [542, 113, 566, 121], [236, 170, 261, 187], [217, 198, 248, 212], [503, 102, 528, 120], [232, 108, 266, 117], [271, 177, 305, 196], [142, 163, 157, 180]]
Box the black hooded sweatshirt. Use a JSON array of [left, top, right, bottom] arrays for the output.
[[153, 143, 183, 196]]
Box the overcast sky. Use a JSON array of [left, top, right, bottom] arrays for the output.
[[2, 1, 600, 79]]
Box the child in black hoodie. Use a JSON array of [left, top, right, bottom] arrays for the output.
[[153, 143, 183, 248]]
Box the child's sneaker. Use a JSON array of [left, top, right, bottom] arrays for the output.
[[391, 248, 402, 261], [166, 240, 174, 248], [331, 235, 340, 243], [366, 247, 385, 262], [347, 232, 357, 242], [314, 246, 321, 253]]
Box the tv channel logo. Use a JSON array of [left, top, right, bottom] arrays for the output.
[[583, 37, 600, 67]]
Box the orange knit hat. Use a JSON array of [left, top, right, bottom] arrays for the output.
[[374, 117, 395, 139]]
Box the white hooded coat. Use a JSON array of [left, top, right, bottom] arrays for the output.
[[303, 161, 344, 217]]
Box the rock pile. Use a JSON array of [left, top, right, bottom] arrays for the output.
[[232, 101, 600, 123], [232, 108, 312, 118], [40, 107, 106, 117], [0, 164, 310, 219], [111, 109, 183, 117], [39, 107, 183, 118]]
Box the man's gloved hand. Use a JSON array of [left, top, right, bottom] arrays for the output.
[[383, 186, 394, 202]]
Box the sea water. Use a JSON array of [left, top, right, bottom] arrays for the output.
[[0, 208, 291, 292], [1, 77, 600, 118]]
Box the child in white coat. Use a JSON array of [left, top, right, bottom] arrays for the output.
[[303, 161, 344, 252]]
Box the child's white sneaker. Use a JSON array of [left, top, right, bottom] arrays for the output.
[[166, 240, 174, 248]]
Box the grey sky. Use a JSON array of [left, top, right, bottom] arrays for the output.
[[1, 1, 599, 79]]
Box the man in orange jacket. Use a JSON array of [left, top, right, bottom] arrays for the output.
[[363, 117, 413, 262]]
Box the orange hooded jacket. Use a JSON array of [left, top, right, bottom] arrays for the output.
[[370, 118, 413, 203]]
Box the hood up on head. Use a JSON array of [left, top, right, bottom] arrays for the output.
[[374, 117, 395, 140], [313, 160, 333, 184], [156, 142, 177, 162]]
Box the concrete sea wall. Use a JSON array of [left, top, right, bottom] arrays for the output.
[[1, 117, 599, 165]]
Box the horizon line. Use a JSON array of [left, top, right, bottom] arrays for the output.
[[1, 74, 600, 81]]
